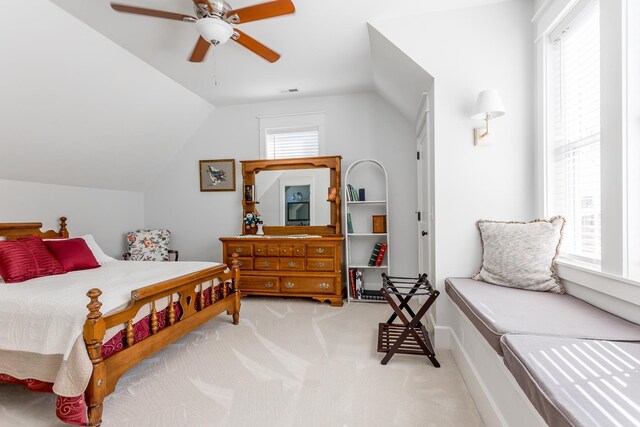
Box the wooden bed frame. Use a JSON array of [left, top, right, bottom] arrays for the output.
[[0, 217, 241, 427]]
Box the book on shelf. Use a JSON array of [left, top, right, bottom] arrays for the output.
[[358, 188, 366, 201], [346, 213, 353, 234], [374, 242, 388, 266], [355, 269, 363, 299], [361, 289, 385, 301], [349, 268, 357, 299], [368, 242, 383, 266]]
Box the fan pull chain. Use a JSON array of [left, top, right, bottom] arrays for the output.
[[212, 43, 218, 86]]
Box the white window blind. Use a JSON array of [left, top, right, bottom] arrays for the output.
[[265, 126, 319, 159], [548, 0, 601, 263]]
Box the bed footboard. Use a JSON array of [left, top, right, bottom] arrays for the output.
[[82, 255, 241, 427]]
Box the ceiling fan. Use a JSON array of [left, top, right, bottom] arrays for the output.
[[110, 0, 295, 63]]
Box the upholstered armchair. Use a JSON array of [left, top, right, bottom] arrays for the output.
[[122, 229, 179, 261]]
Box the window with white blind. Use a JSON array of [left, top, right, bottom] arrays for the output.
[[265, 127, 319, 159], [258, 113, 325, 160], [547, 0, 601, 264]]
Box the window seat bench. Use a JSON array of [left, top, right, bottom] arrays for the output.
[[445, 278, 640, 427]]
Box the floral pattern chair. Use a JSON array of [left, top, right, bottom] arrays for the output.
[[123, 229, 179, 261]]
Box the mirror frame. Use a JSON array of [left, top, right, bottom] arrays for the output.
[[241, 156, 342, 236]]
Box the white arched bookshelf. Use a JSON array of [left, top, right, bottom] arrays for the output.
[[344, 159, 389, 302]]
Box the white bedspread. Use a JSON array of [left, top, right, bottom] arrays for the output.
[[0, 261, 221, 358]]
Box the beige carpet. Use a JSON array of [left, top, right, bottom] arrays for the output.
[[0, 297, 483, 427]]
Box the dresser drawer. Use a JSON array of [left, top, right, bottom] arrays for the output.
[[307, 244, 335, 257], [279, 258, 305, 271], [254, 244, 267, 257], [306, 258, 334, 272], [292, 244, 306, 257], [228, 257, 253, 271], [240, 276, 278, 292], [266, 245, 279, 256], [281, 277, 335, 294], [279, 245, 293, 256], [227, 243, 253, 257], [255, 257, 279, 270]]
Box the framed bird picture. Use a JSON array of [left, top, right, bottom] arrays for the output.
[[199, 159, 236, 192]]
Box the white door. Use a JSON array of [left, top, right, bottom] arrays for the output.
[[416, 94, 432, 278]]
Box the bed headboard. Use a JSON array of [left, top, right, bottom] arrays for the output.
[[0, 217, 69, 240]]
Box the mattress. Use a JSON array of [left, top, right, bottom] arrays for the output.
[[501, 334, 640, 427], [0, 261, 225, 396]]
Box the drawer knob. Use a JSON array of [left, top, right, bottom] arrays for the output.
[[262, 261, 270, 267], [319, 283, 330, 289], [235, 247, 243, 253], [315, 247, 325, 254], [316, 262, 325, 268], [264, 282, 274, 288], [287, 261, 297, 268], [284, 282, 294, 289]]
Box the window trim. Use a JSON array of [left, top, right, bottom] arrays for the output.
[[257, 112, 326, 160]]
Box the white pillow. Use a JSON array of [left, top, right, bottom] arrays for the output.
[[473, 216, 565, 294], [80, 235, 116, 264], [44, 234, 116, 264]]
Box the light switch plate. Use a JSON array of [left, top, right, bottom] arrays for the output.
[[474, 128, 491, 146]]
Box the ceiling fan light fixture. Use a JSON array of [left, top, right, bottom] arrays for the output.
[[196, 17, 233, 45]]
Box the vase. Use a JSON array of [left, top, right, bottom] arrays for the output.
[[256, 222, 264, 235]]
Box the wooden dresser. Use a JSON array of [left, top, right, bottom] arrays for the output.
[[220, 236, 344, 307]]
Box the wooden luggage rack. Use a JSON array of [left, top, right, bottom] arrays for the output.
[[377, 273, 440, 367]]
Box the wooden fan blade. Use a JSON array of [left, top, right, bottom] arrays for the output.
[[232, 29, 280, 63], [226, 0, 295, 24], [111, 3, 196, 22], [189, 37, 211, 62]]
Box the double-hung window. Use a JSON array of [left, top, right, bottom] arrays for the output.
[[546, 0, 601, 264], [259, 113, 325, 160]]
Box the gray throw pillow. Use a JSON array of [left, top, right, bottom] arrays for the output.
[[473, 216, 565, 294]]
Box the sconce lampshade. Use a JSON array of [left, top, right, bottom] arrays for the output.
[[471, 89, 506, 120]]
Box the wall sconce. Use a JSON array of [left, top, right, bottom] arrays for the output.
[[471, 89, 505, 146]]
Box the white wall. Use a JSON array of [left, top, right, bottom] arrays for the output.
[[0, 0, 213, 192], [0, 179, 143, 257], [145, 92, 418, 276], [372, 0, 535, 326]]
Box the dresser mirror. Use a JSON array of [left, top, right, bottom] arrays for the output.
[[241, 156, 342, 235]]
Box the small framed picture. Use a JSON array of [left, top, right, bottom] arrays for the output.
[[200, 159, 236, 192], [244, 184, 255, 202], [327, 187, 337, 202]]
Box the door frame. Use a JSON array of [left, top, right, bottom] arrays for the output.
[[416, 92, 435, 281]]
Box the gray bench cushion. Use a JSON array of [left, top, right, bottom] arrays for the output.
[[501, 334, 640, 427], [445, 278, 640, 355]]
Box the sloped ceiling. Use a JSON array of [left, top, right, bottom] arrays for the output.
[[0, 0, 213, 191], [49, 0, 508, 107], [368, 25, 433, 123]]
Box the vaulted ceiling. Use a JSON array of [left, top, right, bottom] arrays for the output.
[[0, 0, 509, 192], [50, 0, 502, 107]]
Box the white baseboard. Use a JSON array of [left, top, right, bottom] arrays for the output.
[[434, 307, 547, 427], [440, 324, 507, 427]]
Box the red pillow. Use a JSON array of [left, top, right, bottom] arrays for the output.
[[45, 238, 100, 272], [19, 237, 65, 276], [0, 240, 38, 283]]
